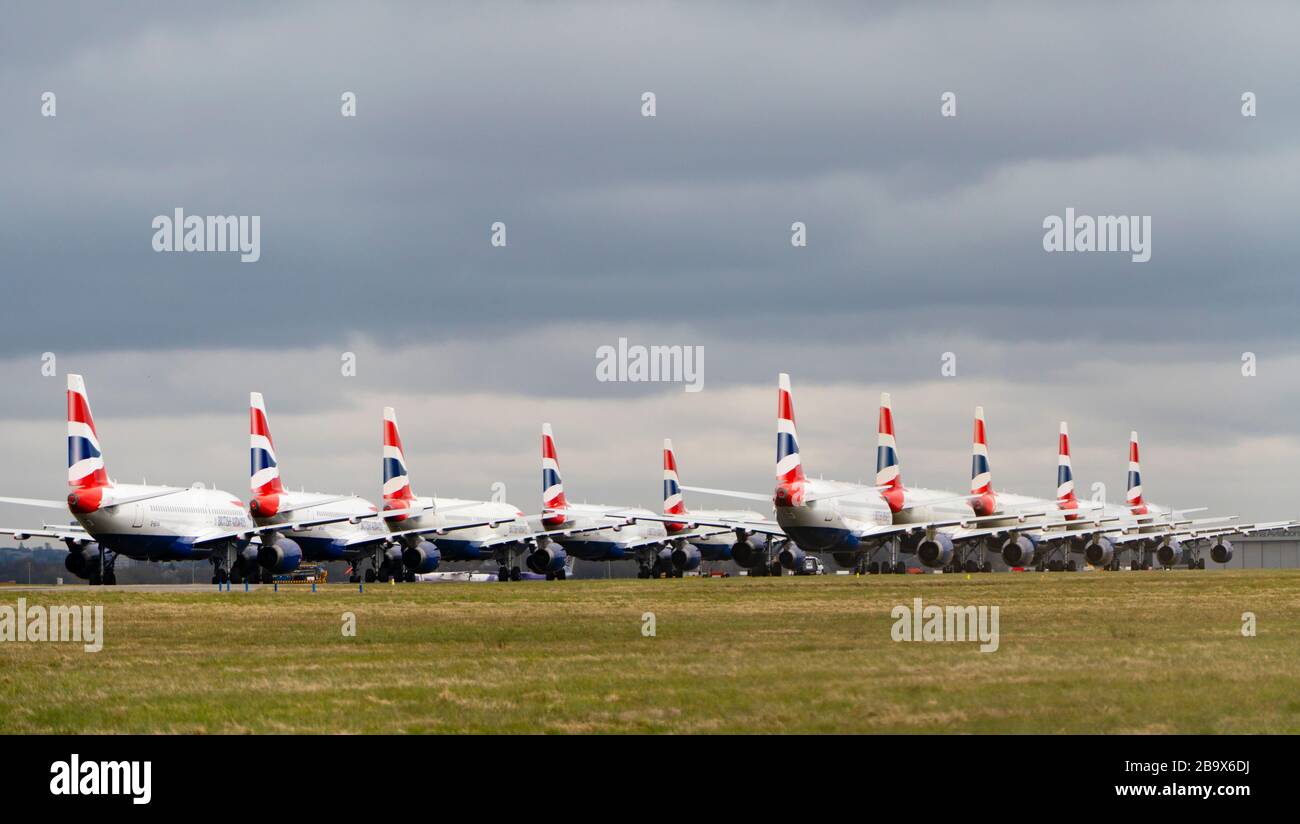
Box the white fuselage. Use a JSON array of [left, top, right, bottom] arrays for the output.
[[76, 483, 253, 560], [385, 496, 533, 560], [253, 491, 386, 559], [547, 503, 668, 560]]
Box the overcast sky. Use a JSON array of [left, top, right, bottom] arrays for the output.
[[1, 2, 1298, 523]]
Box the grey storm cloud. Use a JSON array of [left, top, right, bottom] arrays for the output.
[[1, 1, 1299, 356], [1, 2, 1299, 528]]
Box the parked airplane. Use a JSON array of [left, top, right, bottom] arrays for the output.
[[0, 375, 361, 584], [380, 407, 536, 581], [245, 392, 392, 584], [527, 424, 673, 578], [676, 374, 991, 573], [937, 420, 1287, 572], [658, 439, 779, 575], [678, 374, 1249, 575]]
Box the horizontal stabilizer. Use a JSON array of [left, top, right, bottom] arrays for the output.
[[680, 485, 772, 502]]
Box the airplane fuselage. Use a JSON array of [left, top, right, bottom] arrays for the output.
[[386, 496, 533, 560], [546, 503, 668, 560], [75, 484, 253, 561], [252, 491, 385, 561]]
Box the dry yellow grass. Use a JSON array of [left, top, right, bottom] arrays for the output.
[[1, 570, 1298, 733]]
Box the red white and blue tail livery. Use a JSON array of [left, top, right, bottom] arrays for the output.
[[774, 373, 806, 506], [542, 422, 569, 526], [1126, 431, 1148, 515], [383, 407, 415, 505], [969, 406, 996, 516], [662, 438, 687, 531], [249, 392, 284, 497], [67, 373, 109, 493], [1056, 422, 1079, 518]]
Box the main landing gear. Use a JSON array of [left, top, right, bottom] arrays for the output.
[[498, 565, 522, 582], [88, 548, 118, 586], [209, 553, 229, 585]]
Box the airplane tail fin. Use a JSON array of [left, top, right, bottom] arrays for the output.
[[663, 438, 688, 532], [382, 407, 416, 506], [249, 392, 285, 496], [66, 374, 109, 492], [1056, 421, 1079, 517], [969, 406, 996, 515], [1126, 430, 1148, 515], [774, 373, 806, 506], [542, 423, 568, 526], [876, 392, 905, 512]]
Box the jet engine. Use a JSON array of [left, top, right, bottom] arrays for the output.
[[525, 544, 568, 574], [236, 543, 261, 574], [917, 534, 955, 568], [1000, 534, 1038, 567], [670, 541, 701, 572], [778, 543, 807, 572], [64, 544, 100, 579], [731, 535, 766, 568], [1209, 539, 1234, 564], [1156, 539, 1184, 567], [1084, 536, 1116, 567], [258, 538, 303, 574], [401, 540, 441, 574]]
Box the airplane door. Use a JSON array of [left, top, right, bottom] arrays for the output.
[[132, 504, 145, 528]]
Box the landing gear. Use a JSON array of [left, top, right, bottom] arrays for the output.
[[1066, 560, 1078, 572], [510, 566, 522, 581], [893, 561, 906, 574], [499, 565, 511, 582], [637, 564, 650, 579], [981, 561, 993, 573], [209, 551, 231, 585], [83, 547, 119, 585], [963, 559, 978, 573]]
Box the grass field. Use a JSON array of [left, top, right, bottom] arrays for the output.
[[2, 570, 1299, 733]]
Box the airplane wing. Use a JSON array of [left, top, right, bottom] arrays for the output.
[[601, 511, 787, 537], [1, 487, 195, 511], [0, 525, 96, 545], [678, 484, 888, 504], [265, 495, 353, 514], [383, 515, 523, 542], [678, 485, 773, 503], [616, 535, 676, 550], [191, 511, 400, 547], [0, 496, 70, 510]]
